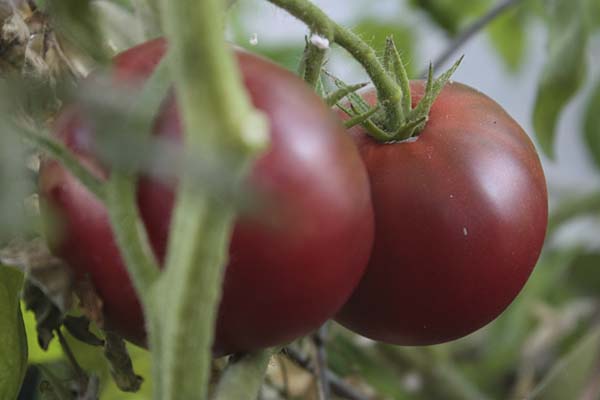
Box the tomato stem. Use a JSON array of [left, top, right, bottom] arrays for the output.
[[266, 0, 404, 132], [299, 35, 332, 88]]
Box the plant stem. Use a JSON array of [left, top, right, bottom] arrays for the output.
[[20, 127, 105, 201], [156, 0, 267, 398], [300, 40, 329, 88], [422, 0, 525, 77], [212, 350, 274, 400], [105, 174, 161, 301], [266, 0, 403, 131]]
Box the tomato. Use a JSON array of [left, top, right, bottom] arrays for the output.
[[335, 82, 548, 345], [39, 38, 374, 355]]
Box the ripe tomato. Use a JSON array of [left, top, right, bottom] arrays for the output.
[[39, 38, 374, 355], [335, 82, 548, 345]]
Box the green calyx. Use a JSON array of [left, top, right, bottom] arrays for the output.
[[332, 37, 463, 143]]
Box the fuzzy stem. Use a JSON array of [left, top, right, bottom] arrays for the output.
[[20, 127, 105, 201], [301, 41, 329, 88], [266, 0, 403, 131], [105, 174, 160, 300], [156, 0, 267, 399]]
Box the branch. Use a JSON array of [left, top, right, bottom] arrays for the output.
[[422, 0, 525, 77]]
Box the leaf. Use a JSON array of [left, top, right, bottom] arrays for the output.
[[584, 78, 600, 170], [487, 7, 527, 73], [533, 0, 589, 158], [0, 265, 28, 400], [529, 325, 600, 399]]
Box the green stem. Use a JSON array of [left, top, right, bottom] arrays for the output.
[[300, 41, 329, 88], [266, 0, 403, 131], [212, 349, 275, 400], [156, 0, 267, 398], [20, 127, 105, 201], [105, 174, 160, 300]]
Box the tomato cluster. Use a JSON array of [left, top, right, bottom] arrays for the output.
[[40, 39, 547, 354]]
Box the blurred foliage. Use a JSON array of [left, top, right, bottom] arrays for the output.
[[584, 79, 600, 170], [1, 0, 600, 399], [408, 0, 491, 36], [0, 265, 27, 400], [533, 0, 589, 159], [487, 6, 527, 73]]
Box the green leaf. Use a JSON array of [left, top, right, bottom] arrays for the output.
[[487, 7, 527, 73], [0, 265, 28, 400], [529, 325, 600, 399], [533, 0, 589, 158], [584, 78, 600, 170]]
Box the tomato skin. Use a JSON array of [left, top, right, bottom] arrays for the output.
[[335, 82, 548, 345], [40, 38, 375, 355]]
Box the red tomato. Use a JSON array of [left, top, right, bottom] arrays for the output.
[[335, 82, 548, 345], [39, 38, 374, 355]]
